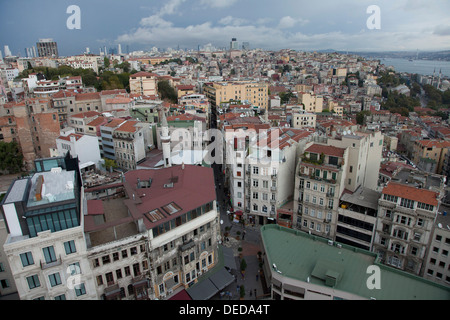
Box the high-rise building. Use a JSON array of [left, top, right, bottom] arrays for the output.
[[230, 38, 238, 50], [36, 38, 59, 58], [4, 45, 12, 57]]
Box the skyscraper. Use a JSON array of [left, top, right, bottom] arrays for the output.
[[36, 38, 59, 57], [4, 45, 12, 57], [230, 38, 238, 50]]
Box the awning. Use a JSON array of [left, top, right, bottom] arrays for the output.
[[235, 210, 243, 216], [186, 277, 218, 300], [169, 289, 192, 300], [209, 268, 235, 291], [186, 267, 235, 300]]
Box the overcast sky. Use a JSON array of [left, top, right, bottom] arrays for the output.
[[1, 0, 450, 56]]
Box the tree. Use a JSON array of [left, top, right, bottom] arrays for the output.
[[104, 57, 110, 68], [240, 258, 247, 273], [239, 284, 246, 299], [103, 158, 117, 172], [157, 80, 177, 103], [0, 141, 24, 173], [356, 110, 371, 125]]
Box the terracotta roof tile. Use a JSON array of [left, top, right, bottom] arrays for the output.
[[382, 181, 438, 206], [306, 144, 346, 158]]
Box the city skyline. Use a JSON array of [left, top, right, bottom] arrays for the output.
[[1, 0, 450, 57]]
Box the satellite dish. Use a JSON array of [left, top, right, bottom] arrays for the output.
[[438, 223, 443, 228]]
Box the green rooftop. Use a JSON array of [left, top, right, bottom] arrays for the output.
[[261, 224, 450, 300]]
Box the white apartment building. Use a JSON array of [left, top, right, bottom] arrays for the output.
[[423, 209, 450, 286], [56, 129, 102, 170], [0, 159, 98, 300], [373, 172, 444, 276]]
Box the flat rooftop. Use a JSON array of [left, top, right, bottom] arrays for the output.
[[340, 187, 381, 211], [27, 170, 76, 207], [261, 225, 450, 300]]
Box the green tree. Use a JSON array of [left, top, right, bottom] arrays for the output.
[[0, 141, 24, 173], [240, 258, 247, 272], [356, 110, 371, 125], [157, 80, 177, 103], [104, 57, 110, 68], [103, 158, 117, 172]]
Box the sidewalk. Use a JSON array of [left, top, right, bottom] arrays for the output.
[[213, 219, 269, 300]]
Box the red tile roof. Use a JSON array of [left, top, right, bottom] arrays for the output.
[[75, 92, 101, 101], [123, 165, 216, 230], [382, 181, 438, 206], [70, 111, 101, 119], [115, 120, 138, 133], [57, 133, 83, 142], [306, 144, 346, 158]]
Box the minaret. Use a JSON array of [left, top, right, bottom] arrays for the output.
[[161, 108, 172, 168]]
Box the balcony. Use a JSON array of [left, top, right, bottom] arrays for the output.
[[40, 256, 62, 270], [271, 174, 277, 179], [104, 283, 121, 300]]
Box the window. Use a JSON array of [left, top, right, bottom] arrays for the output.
[[124, 266, 131, 277], [49, 273, 62, 287], [0, 279, 10, 289], [64, 240, 77, 255], [75, 283, 86, 297], [102, 255, 111, 265], [400, 198, 414, 209], [113, 252, 119, 261], [96, 275, 103, 286], [27, 275, 41, 289], [54, 294, 66, 300], [122, 250, 128, 258], [20, 252, 34, 267], [42, 246, 57, 264]]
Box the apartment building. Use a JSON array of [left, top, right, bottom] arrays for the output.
[[243, 128, 314, 226], [112, 120, 146, 170], [203, 81, 269, 110], [129, 72, 158, 97], [298, 92, 323, 113], [100, 118, 126, 161], [423, 208, 450, 287], [292, 111, 316, 129], [373, 170, 444, 276], [336, 187, 380, 251], [1, 98, 61, 170], [0, 219, 17, 297], [68, 111, 102, 134], [71, 92, 102, 115], [412, 140, 450, 175], [55, 129, 102, 170], [261, 224, 450, 300], [52, 90, 77, 128], [0, 157, 97, 300], [294, 143, 348, 238], [328, 131, 384, 192]]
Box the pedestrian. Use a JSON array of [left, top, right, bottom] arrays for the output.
[[256, 274, 259, 281], [242, 230, 246, 240], [249, 289, 252, 297], [254, 289, 257, 297]]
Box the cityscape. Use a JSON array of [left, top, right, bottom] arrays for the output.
[[1, 0, 450, 306]]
